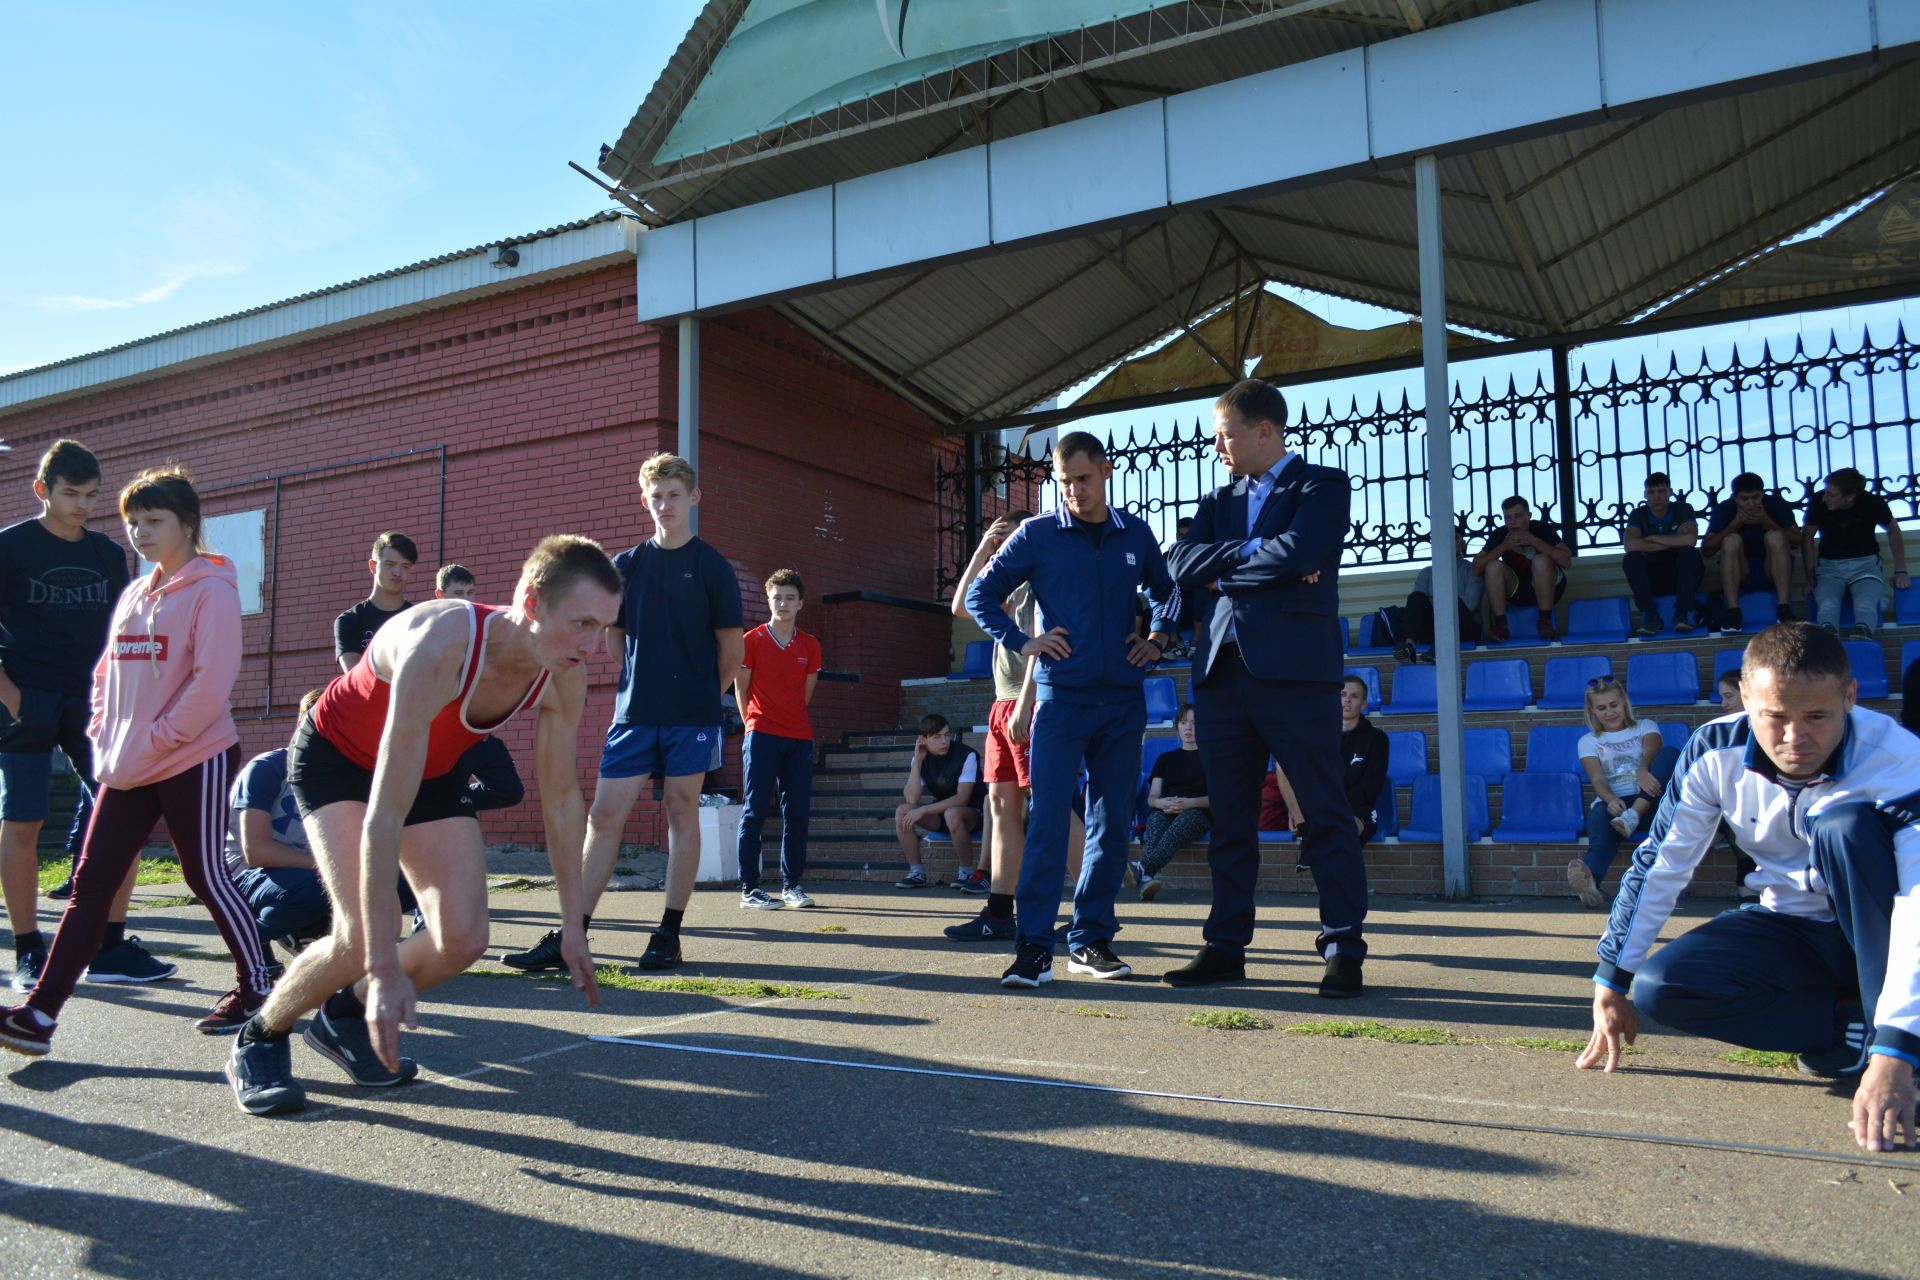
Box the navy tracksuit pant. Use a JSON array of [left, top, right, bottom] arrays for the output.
[[1017, 696, 1145, 952]]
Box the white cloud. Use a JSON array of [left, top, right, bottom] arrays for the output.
[[35, 263, 246, 313]]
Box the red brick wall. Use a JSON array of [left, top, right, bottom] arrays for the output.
[[0, 265, 959, 852]]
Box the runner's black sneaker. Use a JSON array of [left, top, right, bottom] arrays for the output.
[[303, 992, 418, 1087], [9, 946, 46, 994], [1001, 942, 1053, 989], [46, 874, 73, 901], [84, 936, 177, 984], [1066, 943, 1132, 979], [498, 929, 567, 973], [634, 930, 682, 972], [944, 910, 1015, 941], [228, 1026, 306, 1116]]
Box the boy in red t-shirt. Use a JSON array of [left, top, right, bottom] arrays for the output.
[[732, 569, 823, 909]]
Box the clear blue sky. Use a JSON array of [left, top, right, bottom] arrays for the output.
[[0, 1, 705, 375]]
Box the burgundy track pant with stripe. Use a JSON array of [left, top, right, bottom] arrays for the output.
[[29, 745, 268, 1018]]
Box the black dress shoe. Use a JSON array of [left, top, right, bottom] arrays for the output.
[[1162, 945, 1246, 988], [1317, 953, 1364, 999]]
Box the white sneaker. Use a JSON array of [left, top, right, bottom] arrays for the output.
[[781, 886, 815, 908], [1609, 807, 1641, 838]]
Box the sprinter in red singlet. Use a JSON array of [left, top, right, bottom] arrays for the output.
[[224, 535, 622, 1116]]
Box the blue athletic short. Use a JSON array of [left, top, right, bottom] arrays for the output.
[[600, 724, 722, 780]]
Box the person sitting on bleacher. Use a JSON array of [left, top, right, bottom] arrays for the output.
[[1802, 466, 1909, 640], [892, 715, 981, 890], [1622, 472, 1705, 636], [1128, 703, 1208, 902], [1702, 472, 1797, 631], [1579, 624, 1920, 1154], [1471, 496, 1571, 643], [1263, 676, 1389, 848], [1566, 675, 1680, 909], [1390, 533, 1482, 665]]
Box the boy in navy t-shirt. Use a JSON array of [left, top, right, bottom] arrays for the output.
[[541, 453, 743, 975], [0, 441, 165, 991]]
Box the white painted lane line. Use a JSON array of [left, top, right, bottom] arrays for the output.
[[590, 1034, 1920, 1172]]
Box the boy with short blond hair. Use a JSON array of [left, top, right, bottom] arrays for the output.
[[731, 568, 822, 909]]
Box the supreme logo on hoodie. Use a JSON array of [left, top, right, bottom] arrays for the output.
[[110, 634, 169, 661]]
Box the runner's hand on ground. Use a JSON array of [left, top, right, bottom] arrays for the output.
[[563, 926, 600, 1009], [364, 970, 419, 1073], [1576, 986, 1637, 1073]]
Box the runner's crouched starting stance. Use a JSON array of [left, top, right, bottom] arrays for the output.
[[226, 536, 620, 1116]]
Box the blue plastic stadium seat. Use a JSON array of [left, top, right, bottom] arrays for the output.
[[1897, 585, 1920, 626], [1345, 665, 1383, 713], [1843, 640, 1890, 700], [949, 640, 994, 681], [1737, 591, 1779, 633], [1350, 613, 1392, 655], [1491, 771, 1585, 843], [1525, 724, 1589, 776], [1375, 782, 1398, 838], [1385, 730, 1428, 783], [1486, 603, 1548, 648], [1258, 828, 1296, 843], [1563, 597, 1631, 645], [1144, 676, 1179, 725], [1626, 651, 1701, 706], [1539, 655, 1612, 710], [1401, 773, 1490, 843], [1902, 639, 1920, 682], [1463, 658, 1533, 711], [1659, 721, 1693, 752], [1712, 647, 1745, 687], [1463, 726, 1514, 782], [1382, 664, 1438, 715], [1337, 616, 1351, 653]]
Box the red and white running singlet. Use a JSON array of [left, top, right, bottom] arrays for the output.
[[309, 602, 549, 779]]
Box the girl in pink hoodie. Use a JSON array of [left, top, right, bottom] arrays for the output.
[[0, 466, 270, 1057]]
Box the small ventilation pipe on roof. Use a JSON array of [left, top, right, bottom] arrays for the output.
[[492, 244, 520, 269]]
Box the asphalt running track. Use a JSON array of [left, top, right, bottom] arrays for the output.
[[3, 883, 1915, 1278]]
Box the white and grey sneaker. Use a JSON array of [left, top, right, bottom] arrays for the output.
[[740, 888, 784, 910], [781, 886, 815, 908]]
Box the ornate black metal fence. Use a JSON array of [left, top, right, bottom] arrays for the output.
[[935, 322, 1920, 594]]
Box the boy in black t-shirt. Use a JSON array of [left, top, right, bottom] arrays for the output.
[[1131, 704, 1210, 901], [893, 714, 981, 889], [1621, 472, 1705, 635], [1471, 495, 1573, 642], [1802, 467, 1909, 639], [1702, 473, 1798, 630], [1, 441, 166, 991], [333, 531, 417, 673]]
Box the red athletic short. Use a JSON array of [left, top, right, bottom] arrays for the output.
[[983, 698, 1031, 788]]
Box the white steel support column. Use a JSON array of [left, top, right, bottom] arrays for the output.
[[1416, 153, 1472, 899], [678, 315, 701, 536]]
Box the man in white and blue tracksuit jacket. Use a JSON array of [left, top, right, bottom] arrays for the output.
[[1580, 623, 1920, 1151], [967, 432, 1178, 988]]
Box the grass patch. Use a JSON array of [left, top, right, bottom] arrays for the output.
[[487, 876, 548, 893], [1070, 1005, 1122, 1019], [1503, 1037, 1588, 1054], [144, 894, 201, 909], [811, 924, 848, 934], [1286, 1020, 1466, 1045], [463, 967, 850, 1000], [38, 855, 181, 891], [1187, 1010, 1272, 1032], [1722, 1048, 1799, 1070], [596, 970, 849, 999]]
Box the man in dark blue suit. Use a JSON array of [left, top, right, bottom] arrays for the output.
[[1165, 379, 1369, 997]]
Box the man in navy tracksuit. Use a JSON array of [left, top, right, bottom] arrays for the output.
[[967, 432, 1178, 989]]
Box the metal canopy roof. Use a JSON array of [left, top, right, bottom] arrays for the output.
[[606, 1, 1920, 426]]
